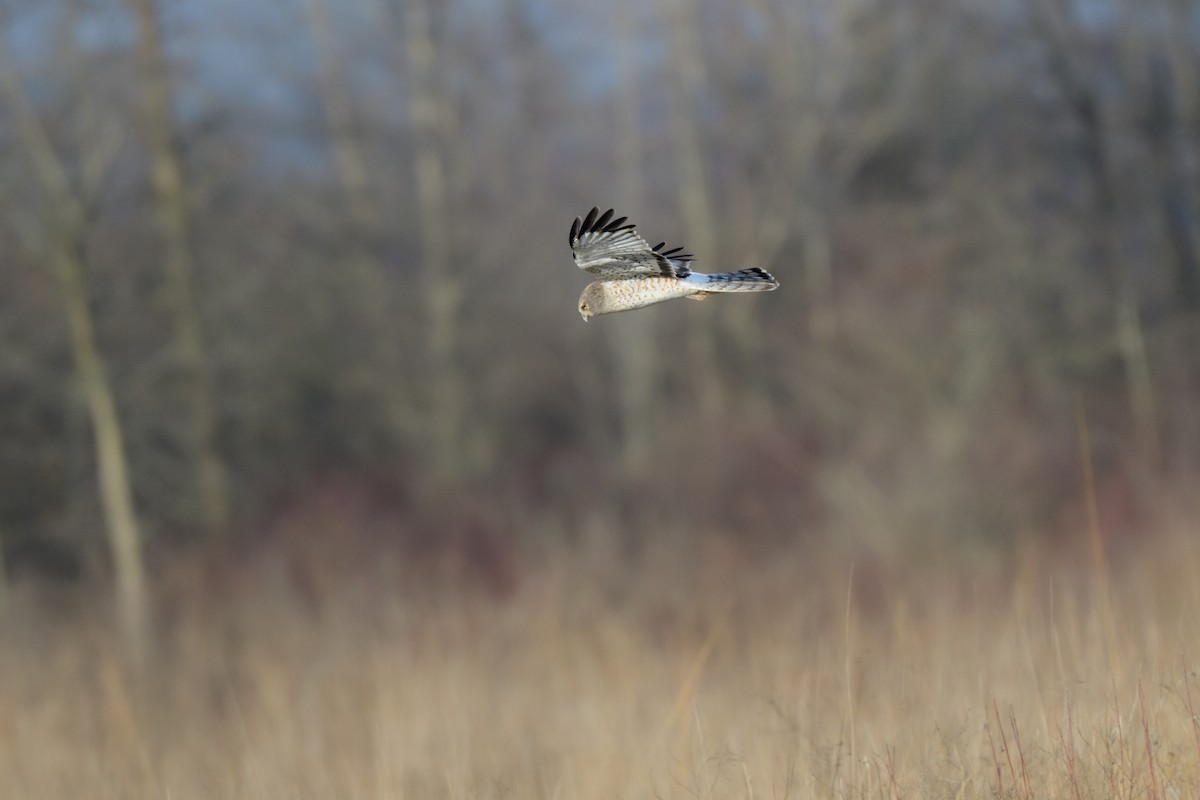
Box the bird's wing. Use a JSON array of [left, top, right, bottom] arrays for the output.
[[569, 207, 692, 279]]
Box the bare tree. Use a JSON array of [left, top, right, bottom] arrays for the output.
[[401, 0, 466, 480], [663, 0, 725, 417], [304, 0, 417, 445], [304, 0, 380, 242], [1145, 44, 1200, 311], [0, 16, 146, 657], [0, 525, 6, 614], [128, 0, 231, 534], [607, 0, 658, 479], [1032, 0, 1161, 464]]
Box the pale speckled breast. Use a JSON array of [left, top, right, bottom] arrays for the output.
[[599, 277, 697, 313]]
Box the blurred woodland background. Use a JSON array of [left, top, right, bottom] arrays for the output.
[[1, 0, 1199, 642]]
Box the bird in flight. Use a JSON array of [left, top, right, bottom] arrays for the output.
[[569, 207, 779, 320]]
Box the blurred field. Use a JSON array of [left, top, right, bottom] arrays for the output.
[[3, 518, 1199, 800]]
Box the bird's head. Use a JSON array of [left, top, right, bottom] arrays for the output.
[[578, 284, 603, 321]]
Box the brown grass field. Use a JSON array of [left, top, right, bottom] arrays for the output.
[[2, 518, 1200, 799]]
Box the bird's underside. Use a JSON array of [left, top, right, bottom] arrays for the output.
[[569, 207, 779, 319]]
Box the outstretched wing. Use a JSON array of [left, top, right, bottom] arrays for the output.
[[569, 207, 692, 280]]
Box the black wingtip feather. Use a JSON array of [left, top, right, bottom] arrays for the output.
[[570, 217, 581, 246], [744, 267, 778, 283], [576, 207, 639, 240], [651, 241, 693, 260]]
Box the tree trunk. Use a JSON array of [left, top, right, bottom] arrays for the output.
[[304, 0, 379, 241], [305, 0, 416, 444], [608, 0, 657, 480], [1, 10, 147, 662], [1081, 104, 1161, 466], [0, 526, 6, 616], [1146, 50, 1200, 312], [1034, 1, 1161, 464], [403, 0, 465, 480], [129, 0, 230, 534], [56, 234, 148, 662], [665, 0, 724, 418]]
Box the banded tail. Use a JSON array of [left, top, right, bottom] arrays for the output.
[[684, 267, 780, 296]]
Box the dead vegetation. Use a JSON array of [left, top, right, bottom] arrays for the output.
[[2, 520, 1198, 799]]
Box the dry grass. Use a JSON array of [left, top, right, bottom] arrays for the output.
[[2, 525, 1200, 799]]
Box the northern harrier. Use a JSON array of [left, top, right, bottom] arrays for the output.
[[569, 207, 779, 320]]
